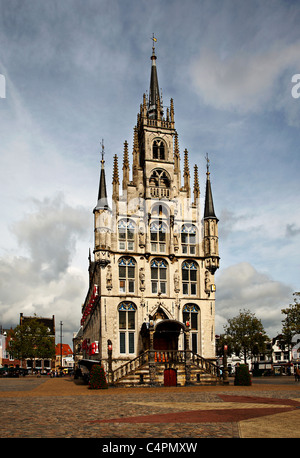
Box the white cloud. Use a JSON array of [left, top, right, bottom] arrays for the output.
[[12, 193, 89, 280], [215, 262, 293, 338], [0, 194, 90, 343], [190, 42, 300, 116]]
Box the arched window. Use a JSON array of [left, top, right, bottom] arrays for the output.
[[182, 261, 198, 295], [151, 203, 169, 219], [153, 139, 165, 160], [150, 221, 167, 253], [149, 169, 170, 198], [118, 302, 136, 354], [181, 224, 197, 255], [118, 219, 135, 251], [119, 257, 136, 293], [183, 304, 199, 353], [151, 258, 168, 294]]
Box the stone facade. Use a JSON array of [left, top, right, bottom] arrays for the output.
[[80, 43, 220, 384]]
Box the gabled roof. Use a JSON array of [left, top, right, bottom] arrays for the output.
[[55, 343, 73, 356]]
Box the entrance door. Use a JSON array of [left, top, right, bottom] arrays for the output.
[[164, 368, 177, 387]]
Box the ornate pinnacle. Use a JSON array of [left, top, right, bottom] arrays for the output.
[[184, 149, 190, 177], [113, 154, 119, 184], [194, 164, 200, 202], [123, 140, 129, 170]]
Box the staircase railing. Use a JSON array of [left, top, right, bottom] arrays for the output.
[[111, 350, 150, 384], [111, 349, 222, 384], [154, 350, 185, 363], [190, 352, 221, 378]]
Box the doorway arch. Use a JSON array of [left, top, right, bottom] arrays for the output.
[[153, 320, 186, 351]]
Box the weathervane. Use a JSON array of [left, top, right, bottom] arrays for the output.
[[206, 153, 210, 176], [151, 33, 157, 53], [151, 33, 157, 45], [101, 139, 105, 162]]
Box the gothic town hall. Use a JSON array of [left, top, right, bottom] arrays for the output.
[[79, 42, 221, 386]]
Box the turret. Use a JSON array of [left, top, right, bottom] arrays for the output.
[[203, 154, 219, 274], [93, 141, 112, 265]]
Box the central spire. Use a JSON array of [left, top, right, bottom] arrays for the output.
[[148, 34, 162, 119]]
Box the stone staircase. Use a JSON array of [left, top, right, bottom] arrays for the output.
[[110, 350, 223, 387]]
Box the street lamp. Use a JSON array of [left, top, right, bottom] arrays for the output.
[[223, 343, 229, 385]]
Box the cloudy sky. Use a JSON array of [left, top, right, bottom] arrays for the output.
[[0, 0, 299, 347]]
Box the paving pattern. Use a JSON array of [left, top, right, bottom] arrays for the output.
[[0, 377, 300, 439]]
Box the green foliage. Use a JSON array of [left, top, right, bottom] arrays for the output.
[[281, 292, 300, 340], [234, 364, 252, 386], [89, 364, 108, 390], [9, 317, 55, 361], [223, 309, 269, 364]]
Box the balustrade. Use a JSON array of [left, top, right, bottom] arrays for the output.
[[150, 187, 170, 198], [111, 349, 221, 384]]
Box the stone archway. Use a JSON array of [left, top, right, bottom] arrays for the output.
[[140, 317, 188, 353], [153, 319, 186, 351]]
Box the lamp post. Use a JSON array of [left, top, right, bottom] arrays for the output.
[[223, 344, 229, 385], [107, 339, 113, 384], [60, 321, 63, 373]]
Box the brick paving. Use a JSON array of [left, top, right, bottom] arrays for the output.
[[0, 377, 300, 439]]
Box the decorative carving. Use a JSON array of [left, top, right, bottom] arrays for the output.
[[139, 267, 145, 291], [205, 270, 211, 295], [106, 265, 112, 290], [139, 228, 145, 247], [174, 269, 180, 293]]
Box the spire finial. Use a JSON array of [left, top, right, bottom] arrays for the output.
[[151, 33, 157, 55], [206, 152, 210, 177], [101, 139, 105, 167]]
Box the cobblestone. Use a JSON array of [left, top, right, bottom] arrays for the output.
[[0, 377, 299, 439]]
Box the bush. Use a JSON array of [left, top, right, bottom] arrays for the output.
[[89, 364, 108, 389], [234, 364, 252, 386]]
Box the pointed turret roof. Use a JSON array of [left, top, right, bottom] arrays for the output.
[[204, 155, 217, 219], [148, 35, 163, 119], [94, 140, 110, 212]]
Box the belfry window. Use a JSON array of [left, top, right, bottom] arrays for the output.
[[153, 139, 165, 160], [182, 261, 198, 295], [151, 258, 167, 294], [119, 257, 135, 293], [150, 221, 167, 253], [181, 224, 197, 255], [118, 302, 136, 354], [149, 169, 170, 198], [118, 219, 135, 251]]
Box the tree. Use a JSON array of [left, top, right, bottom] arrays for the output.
[[9, 317, 55, 367], [282, 292, 300, 339], [223, 309, 269, 364]]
